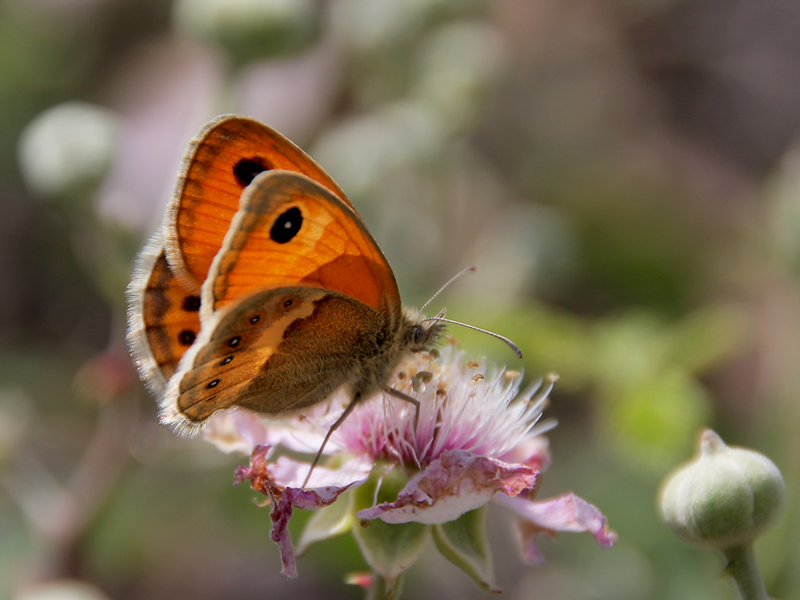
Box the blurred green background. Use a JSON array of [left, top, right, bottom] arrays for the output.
[[1, 0, 799, 598]]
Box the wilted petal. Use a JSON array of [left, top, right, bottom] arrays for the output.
[[269, 494, 299, 577], [233, 445, 275, 489], [357, 449, 537, 525], [496, 492, 617, 565], [234, 445, 371, 577]]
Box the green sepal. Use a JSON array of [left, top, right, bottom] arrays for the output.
[[296, 489, 355, 555], [352, 466, 430, 584], [366, 572, 406, 600], [432, 505, 500, 593]]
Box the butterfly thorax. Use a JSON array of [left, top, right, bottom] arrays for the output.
[[352, 308, 445, 402]]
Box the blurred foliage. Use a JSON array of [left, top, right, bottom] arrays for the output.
[[2, 0, 800, 598]]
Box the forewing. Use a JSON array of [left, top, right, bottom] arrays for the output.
[[164, 115, 351, 290], [202, 170, 403, 331]]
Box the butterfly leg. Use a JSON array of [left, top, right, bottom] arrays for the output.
[[383, 386, 421, 431], [302, 394, 363, 489]]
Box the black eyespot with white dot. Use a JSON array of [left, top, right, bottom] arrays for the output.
[[207, 379, 220, 389], [178, 329, 196, 346], [270, 207, 302, 244], [250, 315, 260, 324], [221, 356, 233, 365], [233, 157, 269, 187], [283, 299, 293, 308], [228, 336, 241, 347]]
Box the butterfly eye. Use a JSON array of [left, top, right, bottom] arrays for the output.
[[270, 207, 302, 244], [413, 326, 426, 345], [233, 157, 269, 187]]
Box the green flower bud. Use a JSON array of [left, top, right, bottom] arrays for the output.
[[660, 429, 785, 551]]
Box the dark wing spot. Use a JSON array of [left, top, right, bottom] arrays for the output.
[[228, 336, 241, 347], [283, 299, 293, 308], [207, 379, 220, 389], [177, 329, 196, 346], [270, 207, 302, 244], [250, 315, 260, 324], [182, 295, 201, 312], [233, 157, 270, 187], [221, 356, 233, 365]]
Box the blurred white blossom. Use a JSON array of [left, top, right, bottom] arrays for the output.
[[18, 102, 118, 199]]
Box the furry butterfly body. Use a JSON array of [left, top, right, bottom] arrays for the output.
[[127, 116, 443, 436]]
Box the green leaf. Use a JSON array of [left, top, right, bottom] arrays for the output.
[[353, 518, 430, 585], [432, 506, 501, 594], [666, 305, 747, 374], [296, 489, 355, 556], [603, 367, 711, 470], [352, 470, 430, 584]]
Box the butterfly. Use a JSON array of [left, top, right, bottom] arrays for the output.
[[127, 115, 451, 459]]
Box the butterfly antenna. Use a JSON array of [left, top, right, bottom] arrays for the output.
[[419, 266, 476, 313], [423, 316, 523, 358]]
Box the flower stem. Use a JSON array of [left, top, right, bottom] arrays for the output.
[[723, 544, 768, 600], [366, 572, 404, 600]]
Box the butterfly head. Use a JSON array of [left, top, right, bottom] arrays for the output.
[[402, 308, 447, 354], [411, 319, 446, 352]]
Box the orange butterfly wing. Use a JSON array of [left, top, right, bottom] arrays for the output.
[[164, 115, 351, 291], [129, 116, 351, 388], [127, 233, 202, 392], [201, 171, 403, 331]]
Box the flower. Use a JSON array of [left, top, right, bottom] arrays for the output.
[[18, 102, 118, 199], [207, 346, 616, 591]]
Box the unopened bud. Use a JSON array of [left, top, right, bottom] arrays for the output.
[[660, 429, 785, 551]]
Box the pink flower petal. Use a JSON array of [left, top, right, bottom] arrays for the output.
[[497, 435, 551, 472], [344, 572, 374, 588], [234, 445, 371, 577], [357, 449, 537, 525], [495, 492, 617, 565], [204, 408, 341, 455], [269, 455, 373, 497], [204, 410, 271, 454]]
